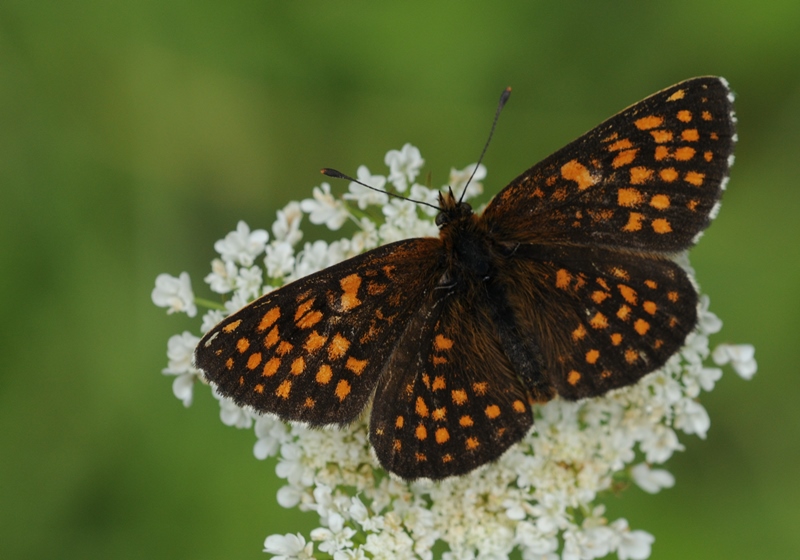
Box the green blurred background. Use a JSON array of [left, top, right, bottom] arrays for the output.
[[2, 1, 798, 558]]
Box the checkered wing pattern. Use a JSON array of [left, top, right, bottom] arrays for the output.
[[195, 238, 443, 426], [483, 77, 736, 252], [496, 244, 698, 401], [369, 286, 533, 480]]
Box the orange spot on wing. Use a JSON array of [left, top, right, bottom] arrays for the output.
[[485, 404, 501, 419], [415, 396, 429, 417], [345, 356, 367, 375], [612, 149, 638, 168], [452, 389, 468, 405], [667, 291, 679, 302], [246, 353, 262, 370], [435, 427, 450, 444], [586, 349, 600, 364], [262, 357, 280, 377], [617, 305, 631, 320], [257, 308, 280, 332], [677, 110, 692, 122], [340, 273, 362, 311], [568, 370, 581, 385], [629, 167, 653, 185], [236, 338, 250, 353], [466, 437, 480, 450], [297, 310, 323, 329], [556, 268, 572, 289], [684, 171, 705, 186], [572, 324, 587, 341], [702, 110, 713, 121], [327, 334, 351, 360], [622, 212, 644, 232], [610, 333, 623, 346], [434, 334, 454, 350], [625, 349, 639, 364], [618, 284, 638, 305], [650, 129, 673, 143], [254, 384, 264, 394], [276, 341, 293, 356], [432, 407, 446, 420], [265, 326, 280, 348], [675, 147, 696, 160], [415, 424, 427, 440], [650, 194, 670, 209], [275, 380, 292, 399], [513, 400, 526, 413], [608, 138, 633, 151], [561, 160, 595, 191], [290, 357, 305, 375], [335, 379, 351, 401], [459, 415, 474, 427], [655, 145, 670, 161], [432, 376, 446, 391], [395, 415, 404, 428], [304, 331, 327, 352], [652, 218, 672, 233], [667, 89, 685, 101], [472, 382, 488, 396], [294, 299, 315, 321], [682, 129, 700, 141], [643, 301, 657, 315], [634, 319, 651, 335], [618, 187, 643, 207], [635, 115, 663, 130], [590, 312, 609, 329], [660, 168, 678, 182], [611, 267, 629, 280], [591, 290, 610, 304], [315, 364, 332, 384], [222, 320, 241, 333]]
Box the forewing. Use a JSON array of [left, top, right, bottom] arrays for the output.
[[195, 238, 443, 426], [483, 77, 735, 251], [369, 285, 533, 480], [497, 244, 697, 400]]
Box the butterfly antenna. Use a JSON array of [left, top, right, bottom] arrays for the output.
[[458, 86, 512, 204], [321, 168, 441, 212]]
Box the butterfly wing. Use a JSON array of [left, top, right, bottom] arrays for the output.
[[369, 282, 534, 480], [483, 76, 735, 251], [495, 243, 698, 400], [195, 238, 444, 426]]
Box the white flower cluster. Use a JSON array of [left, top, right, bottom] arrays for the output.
[[152, 145, 756, 559]]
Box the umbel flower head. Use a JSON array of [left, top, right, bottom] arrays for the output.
[[153, 144, 755, 560]]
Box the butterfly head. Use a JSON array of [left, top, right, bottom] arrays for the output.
[[436, 187, 474, 229]]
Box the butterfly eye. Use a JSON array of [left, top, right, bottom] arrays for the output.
[[435, 213, 450, 227]]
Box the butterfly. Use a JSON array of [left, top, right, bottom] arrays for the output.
[[195, 77, 736, 480]]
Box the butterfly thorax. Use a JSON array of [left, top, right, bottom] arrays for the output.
[[436, 189, 500, 283]]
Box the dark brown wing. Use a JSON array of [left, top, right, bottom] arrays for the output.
[[195, 238, 444, 426], [483, 77, 735, 252], [495, 244, 698, 400], [369, 282, 533, 480]]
